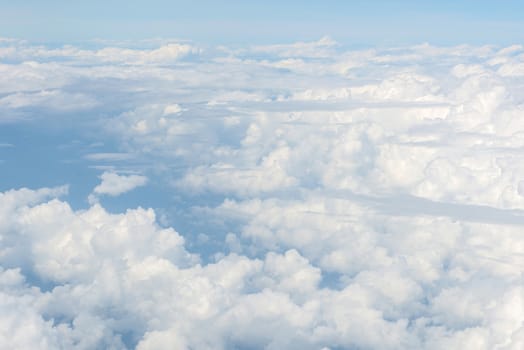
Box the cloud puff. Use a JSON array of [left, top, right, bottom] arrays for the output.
[[88, 172, 147, 204]]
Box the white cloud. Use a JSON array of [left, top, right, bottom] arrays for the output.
[[93, 43, 198, 64], [0, 90, 96, 111], [0, 42, 199, 65], [88, 172, 148, 204], [1, 39, 524, 349], [251, 36, 338, 58], [2, 187, 524, 348], [177, 145, 298, 196], [162, 103, 182, 116], [84, 153, 135, 162]]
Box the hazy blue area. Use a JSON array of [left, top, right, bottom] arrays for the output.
[[1, 0, 524, 45]]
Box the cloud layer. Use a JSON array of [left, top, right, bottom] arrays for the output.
[[0, 38, 523, 349]]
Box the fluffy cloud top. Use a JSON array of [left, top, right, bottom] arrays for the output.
[[92, 172, 148, 197], [88, 172, 148, 204], [0, 38, 523, 349], [1, 187, 522, 349]]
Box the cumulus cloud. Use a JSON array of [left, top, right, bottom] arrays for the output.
[[93, 172, 148, 196], [1, 38, 524, 349], [88, 172, 147, 204], [1, 187, 522, 349]]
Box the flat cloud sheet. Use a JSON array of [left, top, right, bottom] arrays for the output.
[[0, 38, 523, 349]]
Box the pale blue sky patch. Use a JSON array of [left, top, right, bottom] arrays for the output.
[[1, 1, 523, 45]]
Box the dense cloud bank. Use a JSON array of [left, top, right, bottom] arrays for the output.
[[0, 38, 523, 349]]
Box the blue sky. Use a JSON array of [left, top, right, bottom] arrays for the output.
[[1, 0, 524, 45]]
